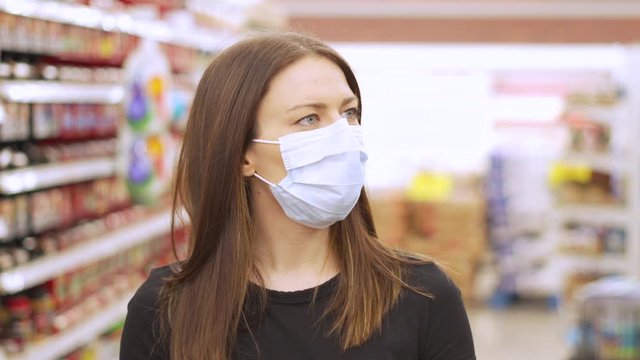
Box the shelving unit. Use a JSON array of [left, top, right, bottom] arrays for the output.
[[563, 104, 624, 124], [560, 152, 626, 171], [0, 290, 134, 360], [0, 81, 124, 104], [487, 48, 640, 308], [624, 46, 640, 279], [0, 0, 231, 357], [563, 253, 628, 274], [0, 208, 173, 295], [545, 52, 640, 301], [553, 205, 629, 225], [0, 0, 234, 53], [0, 157, 116, 195]]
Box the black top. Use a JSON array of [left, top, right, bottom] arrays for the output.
[[120, 262, 476, 360]]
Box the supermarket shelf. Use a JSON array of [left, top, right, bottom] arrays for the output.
[[0, 157, 116, 195], [564, 104, 623, 124], [554, 205, 629, 225], [0, 209, 172, 294], [560, 152, 626, 170], [514, 269, 565, 297], [0, 81, 124, 104], [0, 290, 134, 360], [0, 0, 233, 53], [564, 253, 628, 274]]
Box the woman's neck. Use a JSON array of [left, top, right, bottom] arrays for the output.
[[251, 184, 339, 291], [253, 220, 338, 292]]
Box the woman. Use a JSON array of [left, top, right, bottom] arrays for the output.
[[120, 32, 475, 360]]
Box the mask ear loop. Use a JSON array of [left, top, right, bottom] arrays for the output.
[[254, 172, 276, 187], [253, 139, 280, 144], [251, 139, 280, 186]]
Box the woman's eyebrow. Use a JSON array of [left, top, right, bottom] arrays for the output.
[[341, 96, 359, 107], [286, 96, 359, 113]]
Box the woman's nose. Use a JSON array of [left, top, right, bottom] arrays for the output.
[[323, 115, 348, 128]]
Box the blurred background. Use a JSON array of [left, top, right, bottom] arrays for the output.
[[1, 0, 639, 359]]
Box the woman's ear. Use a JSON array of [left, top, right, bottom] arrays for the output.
[[242, 146, 256, 177]]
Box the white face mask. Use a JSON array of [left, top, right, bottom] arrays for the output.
[[252, 118, 367, 229]]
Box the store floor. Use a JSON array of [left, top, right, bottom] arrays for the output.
[[468, 304, 573, 360]]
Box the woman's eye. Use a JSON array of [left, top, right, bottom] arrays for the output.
[[297, 115, 319, 127], [341, 108, 360, 122]]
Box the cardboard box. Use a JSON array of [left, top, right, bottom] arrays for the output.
[[399, 235, 481, 301], [405, 200, 487, 257], [369, 191, 409, 246], [370, 174, 487, 301]]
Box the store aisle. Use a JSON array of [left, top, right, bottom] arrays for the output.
[[469, 305, 572, 360]]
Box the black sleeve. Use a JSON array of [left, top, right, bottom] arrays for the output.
[[120, 267, 171, 360], [418, 263, 476, 360]]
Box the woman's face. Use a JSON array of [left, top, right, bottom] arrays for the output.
[[247, 55, 360, 183]]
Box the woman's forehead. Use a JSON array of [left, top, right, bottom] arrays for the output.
[[261, 56, 355, 111]]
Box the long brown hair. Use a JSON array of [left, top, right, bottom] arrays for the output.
[[160, 32, 425, 359]]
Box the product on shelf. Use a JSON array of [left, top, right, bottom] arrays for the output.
[[54, 66, 124, 83], [549, 164, 624, 206], [30, 177, 131, 235], [1, 48, 125, 82], [31, 138, 118, 162], [0, 61, 10, 79], [549, 85, 626, 206], [162, 43, 198, 75], [0, 12, 133, 64], [560, 222, 626, 256], [0, 146, 29, 169], [0, 228, 186, 354], [567, 121, 611, 153], [31, 188, 73, 234], [0, 10, 205, 73], [32, 103, 120, 141], [121, 39, 178, 205], [1, 98, 121, 144], [565, 88, 622, 108], [167, 75, 194, 134], [2, 60, 124, 83], [0, 294, 33, 351], [0, 176, 130, 247], [0, 58, 35, 80], [562, 94, 618, 151], [59, 327, 122, 360], [0, 203, 180, 276], [0, 100, 30, 142], [0, 195, 29, 242]]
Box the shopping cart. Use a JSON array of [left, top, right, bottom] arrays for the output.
[[571, 277, 640, 360]]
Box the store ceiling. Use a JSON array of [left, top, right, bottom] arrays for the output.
[[274, 0, 640, 18], [274, 0, 640, 43]]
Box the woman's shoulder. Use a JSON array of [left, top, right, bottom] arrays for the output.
[[121, 264, 176, 358], [399, 255, 464, 301], [397, 256, 476, 359], [128, 264, 175, 311]]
